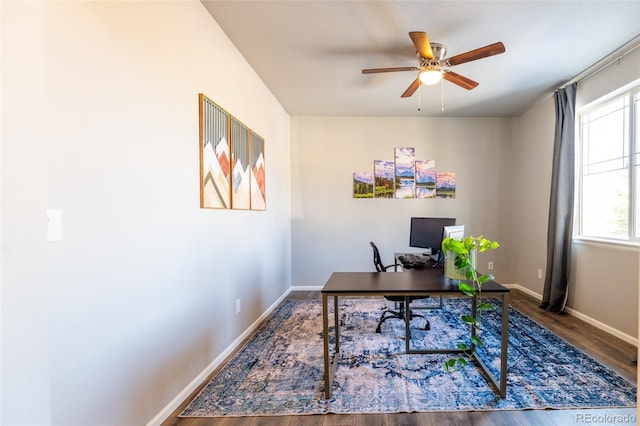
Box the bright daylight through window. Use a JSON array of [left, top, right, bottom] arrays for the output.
[[576, 86, 639, 244]]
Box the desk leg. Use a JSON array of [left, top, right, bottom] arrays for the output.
[[404, 296, 410, 353], [500, 292, 509, 398], [468, 292, 509, 399], [323, 295, 340, 400], [471, 295, 477, 351], [334, 296, 339, 354], [322, 293, 330, 399]]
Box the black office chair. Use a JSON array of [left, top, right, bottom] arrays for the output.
[[369, 242, 430, 333]]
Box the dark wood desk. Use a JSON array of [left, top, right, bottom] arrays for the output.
[[321, 270, 509, 399]]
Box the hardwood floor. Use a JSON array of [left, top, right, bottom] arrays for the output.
[[162, 289, 637, 426]]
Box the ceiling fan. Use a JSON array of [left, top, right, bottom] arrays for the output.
[[362, 32, 505, 98]]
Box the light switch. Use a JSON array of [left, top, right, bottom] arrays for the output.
[[47, 209, 63, 242]]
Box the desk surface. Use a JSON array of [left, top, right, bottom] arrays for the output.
[[321, 271, 509, 294]]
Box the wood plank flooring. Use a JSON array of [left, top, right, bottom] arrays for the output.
[[162, 289, 637, 426]]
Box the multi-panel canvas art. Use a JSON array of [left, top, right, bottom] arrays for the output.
[[395, 147, 415, 199], [199, 94, 266, 210], [199, 95, 231, 209], [352, 147, 455, 200], [436, 172, 456, 198], [416, 160, 437, 199], [353, 172, 374, 198], [231, 118, 251, 210], [374, 160, 394, 198], [250, 134, 266, 210]]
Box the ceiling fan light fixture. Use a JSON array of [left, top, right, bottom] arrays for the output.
[[419, 69, 443, 85], [363, 32, 504, 98]]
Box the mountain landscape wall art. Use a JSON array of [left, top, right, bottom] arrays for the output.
[[250, 134, 266, 210], [352, 147, 455, 201], [436, 172, 456, 198], [374, 160, 394, 198], [199, 94, 231, 209], [199, 94, 266, 211], [353, 172, 374, 198], [395, 147, 415, 199]]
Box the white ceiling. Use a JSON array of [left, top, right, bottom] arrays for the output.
[[202, 1, 640, 117]]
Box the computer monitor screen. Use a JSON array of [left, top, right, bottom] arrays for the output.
[[409, 217, 456, 252]]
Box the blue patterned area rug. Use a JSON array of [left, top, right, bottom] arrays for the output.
[[180, 298, 636, 417]]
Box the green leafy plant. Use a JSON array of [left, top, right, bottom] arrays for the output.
[[441, 235, 500, 371]]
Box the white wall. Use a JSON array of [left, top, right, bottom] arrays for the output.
[[511, 96, 555, 296], [290, 116, 514, 288], [1, 2, 291, 425]]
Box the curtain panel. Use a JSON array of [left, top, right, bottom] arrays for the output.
[[540, 82, 577, 313]]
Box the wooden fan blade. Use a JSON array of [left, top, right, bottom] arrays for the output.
[[362, 66, 418, 74], [409, 31, 434, 59], [443, 71, 479, 90], [401, 78, 421, 98], [447, 42, 505, 66]]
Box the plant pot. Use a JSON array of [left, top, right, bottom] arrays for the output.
[[444, 249, 477, 280]]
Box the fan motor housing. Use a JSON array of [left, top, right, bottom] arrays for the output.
[[430, 43, 446, 61], [418, 43, 446, 68]]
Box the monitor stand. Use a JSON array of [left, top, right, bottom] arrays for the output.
[[430, 250, 443, 267]]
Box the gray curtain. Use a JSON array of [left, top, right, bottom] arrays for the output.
[[540, 82, 577, 313]]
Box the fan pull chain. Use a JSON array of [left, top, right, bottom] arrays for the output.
[[417, 81, 422, 112], [441, 80, 445, 112]]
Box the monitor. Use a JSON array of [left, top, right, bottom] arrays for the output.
[[443, 224, 465, 241], [440, 224, 465, 263], [409, 217, 456, 253]]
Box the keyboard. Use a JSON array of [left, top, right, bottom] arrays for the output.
[[398, 254, 429, 269]]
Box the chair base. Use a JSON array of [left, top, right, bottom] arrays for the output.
[[375, 308, 431, 333]]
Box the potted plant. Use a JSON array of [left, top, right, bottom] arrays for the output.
[[440, 235, 500, 371]]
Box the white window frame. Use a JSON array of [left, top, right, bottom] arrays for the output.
[[575, 84, 640, 246]]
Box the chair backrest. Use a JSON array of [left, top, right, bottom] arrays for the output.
[[369, 241, 385, 272]]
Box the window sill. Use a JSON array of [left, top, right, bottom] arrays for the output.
[[573, 236, 640, 251]]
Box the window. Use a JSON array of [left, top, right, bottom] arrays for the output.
[[576, 86, 639, 244]]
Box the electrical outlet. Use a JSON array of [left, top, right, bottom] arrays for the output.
[[537, 269, 543, 279], [488, 262, 494, 271], [236, 298, 241, 314]]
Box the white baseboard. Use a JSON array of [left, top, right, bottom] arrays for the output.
[[503, 283, 541, 299], [505, 284, 638, 347], [563, 307, 638, 347], [291, 285, 323, 291], [146, 288, 292, 426]]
